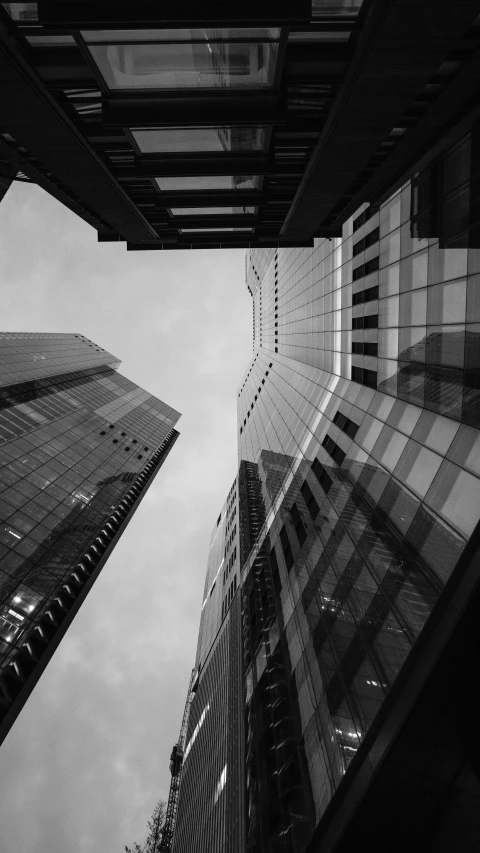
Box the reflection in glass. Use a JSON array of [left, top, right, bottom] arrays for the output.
[[155, 175, 261, 192], [133, 127, 267, 154], [88, 41, 278, 91], [1, 2, 37, 20], [170, 206, 255, 216], [180, 228, 254, 233], [26, 35, 76, 46], [82, 28, 281, 43]]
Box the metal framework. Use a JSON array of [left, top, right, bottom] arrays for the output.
[[159, 669, 196, 853]]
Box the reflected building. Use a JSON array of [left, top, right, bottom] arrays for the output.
[[175, 127, 480, 851], [0, 332, 180, 745]]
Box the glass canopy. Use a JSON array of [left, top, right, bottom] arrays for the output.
[[155, 176, 261, 191], [86, 35, 279, 91], [132, 127, 267, 154]]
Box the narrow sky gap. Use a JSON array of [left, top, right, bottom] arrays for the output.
[[0, 182, 252, 853]]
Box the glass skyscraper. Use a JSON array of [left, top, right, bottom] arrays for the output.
[[0, 332, 180, 744], [173, 158, 480, 849]]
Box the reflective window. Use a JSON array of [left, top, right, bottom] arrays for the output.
[[155, 175, 261, 192], [180, 228, 254, 233], [132, 127, 267, 154], [87, 40, 279, 91], [170, 206, 255, 216], [82, 28, 281, 43], [26, 35, 75, 46], [1, 2, 37, 20]]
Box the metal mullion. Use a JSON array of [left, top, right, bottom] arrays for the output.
[[170, 215, 258, 227], [152, 191, 266, 206], [114, 158, 304, 178]]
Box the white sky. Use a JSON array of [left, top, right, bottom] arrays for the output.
[[0, 182, 252, 853]]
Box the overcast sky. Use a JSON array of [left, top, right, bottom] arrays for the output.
[[0, 182, 252, 853]]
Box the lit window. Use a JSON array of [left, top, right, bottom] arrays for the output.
[[170, 206, 255, 216], [131, 126, 267, 154], [155, 176, 261, 192]]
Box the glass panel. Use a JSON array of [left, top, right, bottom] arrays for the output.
[[82, 28, 281, 43], [1, 2, 37, 20], [170, 206, 255, 216], [180, 228, 254, 233], [155, 175, 261, 191], [311, 0, 363, 17], [132, 127, 267, 154], [88, 42, 278, 90], [26, 35, 75, 46]]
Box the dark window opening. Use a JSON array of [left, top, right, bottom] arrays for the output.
[[352, 285, 379, 306], [352, 342, 378, 356], [280, 525, 294, 572], [322, 435, 346, 466], [291, 502, 307, 547], [352, 315, 378, 330], [300, 481, 319, 519], [311, 458, 332, 493], [333, 411, 359, 439], [351, 366, 378, 389]]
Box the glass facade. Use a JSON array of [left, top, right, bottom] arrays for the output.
[[173, 479, 244, 853], [0, 333, 180, 738], [177, 165, 480, 852], [237, 181, 480, 851]]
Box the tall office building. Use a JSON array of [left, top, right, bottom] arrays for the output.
[[173, 135, 480, 849], [0, 332, 180, 745], [2, 2, 480, 251]]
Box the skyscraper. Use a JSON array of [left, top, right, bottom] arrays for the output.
[[173, 150, 480, 848], [0, 332, 180, 745]]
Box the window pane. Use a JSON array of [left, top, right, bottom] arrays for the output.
[[82, 28, 281, 43], [155, 175, 261, 191], [26, 35, 75, 46], [1, 2, 37, 20], [170, 206, 255, 216], [180, 228, 253, 233], [88, 42, 278, 90], [132, 127, 267, 154]]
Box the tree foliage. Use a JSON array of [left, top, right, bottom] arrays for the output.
[[125, 799, 167, 853]]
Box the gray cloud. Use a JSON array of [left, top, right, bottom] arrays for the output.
[[0, 183, 251, 852]]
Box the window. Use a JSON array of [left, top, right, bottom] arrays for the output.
[[170, 206, 255, 216], [311, 458, 333, 493], [352, 285, 379, 306], [322, 435, 346, 466], [131, 126, 267, 154], [180, 227, 254, 234], [352, 342, 378, 356], [351, 366, 378, 388], [352, 256, 379, 281], [290, 503, 307, 546], [352, 315, 378, 330], [279, 526, 294, 571], [86, 35, 279, 92], [333, 411, 359, 439], [155, 175, 261, 192], [300, 481, 319, 519]]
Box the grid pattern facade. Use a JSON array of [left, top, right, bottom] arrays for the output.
[[173, 479, 243, 853], [0, 333, 180, 689], [237, 177, 480, 851], [247, 176, 479, 427]]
